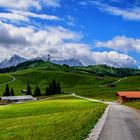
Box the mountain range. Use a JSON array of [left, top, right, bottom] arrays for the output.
[[0, 55, 83, 68], [0, 55, 27, 68]]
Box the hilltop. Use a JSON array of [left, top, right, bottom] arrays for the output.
[[0, 60, 140, 77]]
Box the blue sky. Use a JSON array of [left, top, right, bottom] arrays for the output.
[[0, 0, 139, 68]]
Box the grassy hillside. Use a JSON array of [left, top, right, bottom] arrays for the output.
[[77, 64, 140, 77], [1, 60, 140, 77], [0, 97, 106, 140], [0, 60, 80, 74], [0, 61, 140, 100], [1, 68, 140, 100], [0, 74, 13, 84], [0, 69, 119, 100], [125, 102, 140, 110]]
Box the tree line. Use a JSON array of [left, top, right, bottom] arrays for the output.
[[79, 64, 140, 77], [3, 84, 15, 96], [3, 80, 63, 96]]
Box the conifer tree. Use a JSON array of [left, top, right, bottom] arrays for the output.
[[45, 80, 62, 95], [3, 84, 10, 96], [56, 82, 61, 94], [34, 86, 41, 96], [26, 83, 32, 95], [45, 87, 51, 95], [10, 87, 15, 96], [52, 80, 57, 94]]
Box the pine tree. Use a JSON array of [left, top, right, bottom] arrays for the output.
[[45, 80, 62, 95], [45, 87, 51, 95], [3, 84, 10, 96], [56, 82, 61, 94], [48, 83, 53, 95], [10, 87, 15, 96], [34, 86, 41, 96], [52, 80, 57, 94], [26, 83, 32, 95]]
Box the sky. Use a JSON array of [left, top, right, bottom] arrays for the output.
[[0, 0, 140, 68]]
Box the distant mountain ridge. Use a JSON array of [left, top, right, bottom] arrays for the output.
[[38, 56, 83, 66], [0, 55, 83, 68], [0, 59, 139, 77], [0, 55, 27, 68], [51, 59, 83, 66]]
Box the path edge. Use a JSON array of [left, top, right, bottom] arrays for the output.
[[86, 105, 110, 140]]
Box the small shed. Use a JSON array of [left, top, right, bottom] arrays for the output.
[[0, 95, 36, 103], [116, 91, 140, 103]]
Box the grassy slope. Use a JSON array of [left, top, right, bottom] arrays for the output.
[[1, 69, 140, 101], [0, 69, 118, 100], [77, 64, 140, 77], [125, 102, 140, 110], [1, 61, 140, 100], [0, 97, 106, 140], [0, 74, 13, 84], [116, 76, 140, 91]]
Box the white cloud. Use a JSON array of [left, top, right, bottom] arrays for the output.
[[0, 11, 60, 22], [87, 1, 140, 21], [0, 1, 61, 22], [103, 6, 140, 21], [11, 10, 60, 21], [0, 12, 29, 21], [0, 21, 81, 59], [67, 15, 75, 26], [92, 51, 136, 68], [0, 21, 136, 68], [96, 36, 140, 53], [45, 0, 60, 7], [0, 0, 61, 10], [0, 0, 41, 10], [0, 0, 136, 68]]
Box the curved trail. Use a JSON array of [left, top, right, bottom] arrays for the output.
[[72, 93, 116, 105], [99, 77, 127, 87], [0, 74, 16, 87]]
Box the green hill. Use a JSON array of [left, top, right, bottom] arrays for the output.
[[0, 60, 79, 74], [1, 60, 140, 77], [77, 64, 140, 77], [0, 61, 140, 100], [0, 69, 118, 100]]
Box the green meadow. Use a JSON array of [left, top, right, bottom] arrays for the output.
[[125, 101, 140, 110], [0, 68, 119, 100], [0, 74, 13, 84], [0, 97, 106, 140], [1, 61, 140, 139], [1, 68, 140, 100]]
